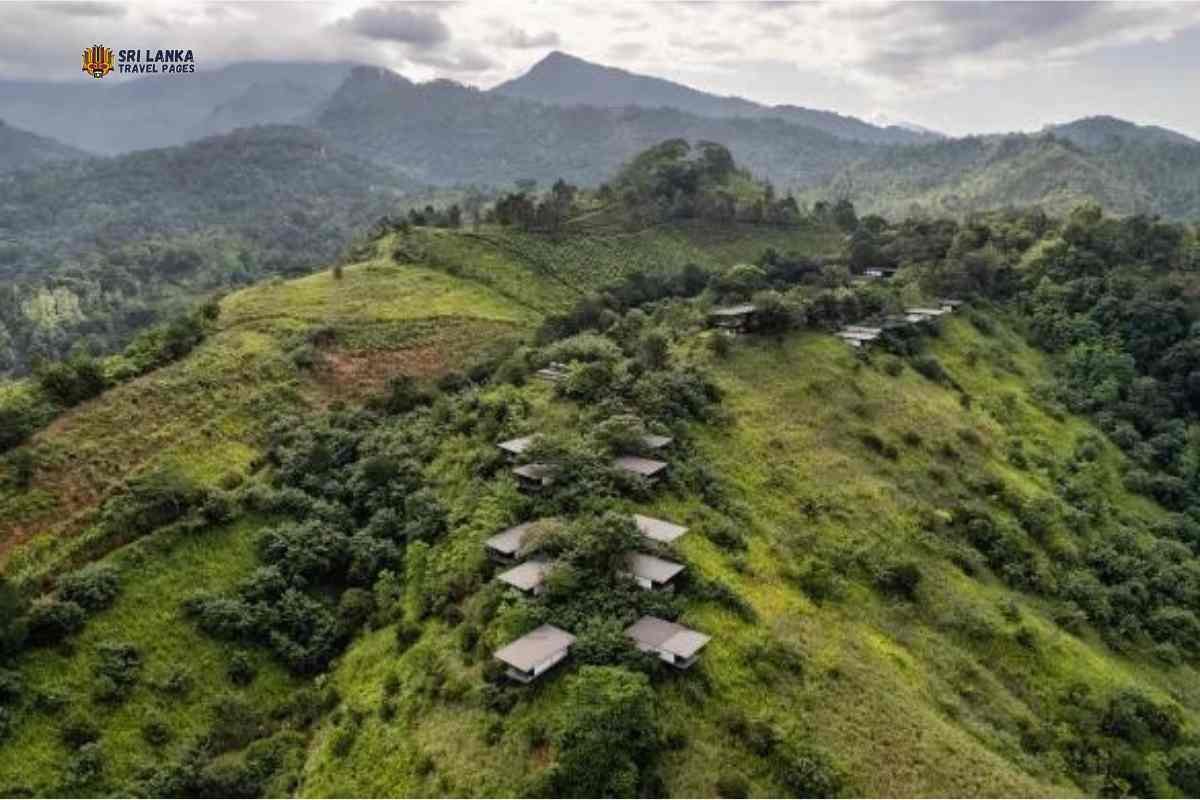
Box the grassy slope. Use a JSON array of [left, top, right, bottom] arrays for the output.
[[0, 516, 304, 795], [0, 240, 534, 581], [299, 317, 1200, 797], [5, 220, 1198, 796]]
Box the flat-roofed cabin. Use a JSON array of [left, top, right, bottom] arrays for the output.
[[497, 434, 540, 462], [512, 463, 556, 492], [496, 558, 551, 595], [625, 615, 711, 669], [485, 518, 559, 562], [613, 455, 668, 484], [634, 514, 689, 544], [494, 624, 576, 683], [707, 304, 758, 332], [621, 552, 685, 591]]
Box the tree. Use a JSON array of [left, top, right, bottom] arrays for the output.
[[547, 666, 658, 797]]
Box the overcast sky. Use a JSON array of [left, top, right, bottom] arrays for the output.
[[3, 0, 1200, 137]]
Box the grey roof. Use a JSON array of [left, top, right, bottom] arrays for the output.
[[614, 455, 668, 477], [494, 624, 576, 672], [844, 325, 882, 335], [710, 304, 757, 317], [641, 434, 674, 450], [498, 434, 539, 455], [623, 552, 685, 584], [905, 307, 949, 317], [486, 518, 559, 555], [625, 616, 711, 659], [497, 559, 551, 592], [634, 514, 688, 543], [512, 463, 556, 483], [837, 330, 879, 342]]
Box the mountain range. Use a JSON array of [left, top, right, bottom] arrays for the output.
[[2, 50, 1199, 221]]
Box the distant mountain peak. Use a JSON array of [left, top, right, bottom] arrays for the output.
[[491, 51, 939, 146]]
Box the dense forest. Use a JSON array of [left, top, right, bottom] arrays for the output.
[[0, 126, 418, 375]]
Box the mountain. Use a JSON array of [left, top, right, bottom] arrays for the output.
[[316, 65, 872, 187], [0, 119, 89, 172], [0, 125, 416, 374], [1045, 115, 1197, 149], [491, 51, 941, 145], [0, 61, 359, 155], [805, 131, 1200, 219], [4, 157, 1200, 796]]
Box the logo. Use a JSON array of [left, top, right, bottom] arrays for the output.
[[82, 44, 114, 79]]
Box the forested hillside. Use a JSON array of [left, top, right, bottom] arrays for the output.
[[3, 143, 1200, 797], [0, 125, 419, 375], [0, 62, 359, 155], [315, 66, 872, 187], [0, 120, 87, 173], [807, 132, 1200, 220], [491, 51, 940, 145]]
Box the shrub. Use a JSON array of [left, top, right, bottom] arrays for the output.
[[227, 651, 257, 687], [856, 429, 899, 460], [57, 563, 121, 612], [141, 718, 174, 747], [1169, 748, 1200, 796], [60, 713, 100, 748], [874, 560, 922, 601], [912, 355, 949, 384], [64, 741, 104, 788], [771, 739, 841, 797], [26, 598, 85, 645], [546, 666, 658, 798], [715, 773, 750, 798], [94, 641, 142, 702]]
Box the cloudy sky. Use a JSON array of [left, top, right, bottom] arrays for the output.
[[3, 0, 1200, 137]]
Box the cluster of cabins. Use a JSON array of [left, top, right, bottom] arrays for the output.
[[488, 435, 711, 683], [835, 298, 964, 349], [498, 433, 673, 492]]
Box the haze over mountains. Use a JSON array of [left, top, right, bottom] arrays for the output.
[[2, 49, 1200, 220]]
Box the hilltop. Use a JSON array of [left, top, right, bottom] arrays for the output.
[[491, 51, 940, 145], [805, 132, 1200, 219], [0, 125, 421, 376], [0, 119, 88, 173], [2, 142, 1200, 798]]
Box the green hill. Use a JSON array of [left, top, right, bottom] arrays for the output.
[[0, 120, 87, 174], [0, 125, 423, 377], [803, 132, 1200, 220], [3, 152, 1200, 797]]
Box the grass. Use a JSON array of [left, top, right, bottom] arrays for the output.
[[5, 220, 1200, 797], [0, 516, 303, 796], [297, 316, 1200, 797], [0, 242, 537, 580]]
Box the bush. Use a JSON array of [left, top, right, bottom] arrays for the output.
[[1169, 747, 1200, 796], [60, 713, 100, 748], [57, 563, 121, 612], [26, 598, 85, 645], [912, 355, 950, 384], [94, 641, 142, 702], [546, 666, 658, 798], [874, 560, 922, 601], [771, 739, 841, 797], [63, 741, 105, 788], [715, 773, 750, 798], [227, 651, 257, 687], [141, 718, 174, 747]]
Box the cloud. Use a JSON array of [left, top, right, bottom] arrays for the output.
[[39, 1, 126, 18], [336, 3, 450, 48], [407, 47, 494, 73], [492, 27, 559, 49]]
